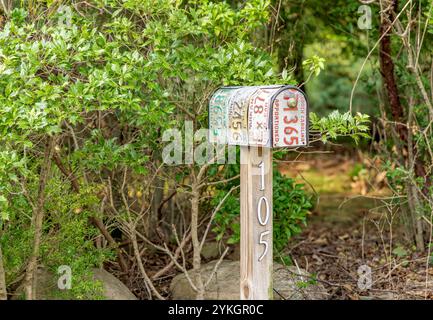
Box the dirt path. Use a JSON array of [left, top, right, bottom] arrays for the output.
[[279, 154, 433, 300]]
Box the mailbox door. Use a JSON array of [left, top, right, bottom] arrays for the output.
[[208, 87, 239, 144], [272, 87, 309, 148], [248, 86, 282, 147], [228, 87, 258, 146]]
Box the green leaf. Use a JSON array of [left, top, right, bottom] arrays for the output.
[[392, 246, 408, 258]]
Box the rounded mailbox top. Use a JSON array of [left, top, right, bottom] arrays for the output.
[[208, 85, 309, 148]]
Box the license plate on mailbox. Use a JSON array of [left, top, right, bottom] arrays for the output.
[[248, 86, 281, 147], [208, 87, 239, 144], [228, 87, 258, 146], [272, 87, 308, 148]]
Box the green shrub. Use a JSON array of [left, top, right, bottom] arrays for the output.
[[211, 167, 312, 254]]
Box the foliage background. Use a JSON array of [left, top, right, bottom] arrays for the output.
[[0, 0, 431, 300]]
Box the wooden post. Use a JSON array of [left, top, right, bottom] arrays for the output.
[[240, 146, 273, 300], [209, 84, 308, 300]]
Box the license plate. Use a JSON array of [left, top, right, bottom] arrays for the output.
[[208, 87, 239, 144], [248, 86, 281, 147], [272, 87, 308, 147], [227, 87, 258, 146]]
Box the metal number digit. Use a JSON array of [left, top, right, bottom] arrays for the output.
[[258, 161, 265, 191], [257, 196, 270, 226], [258, 231, 270, 261]]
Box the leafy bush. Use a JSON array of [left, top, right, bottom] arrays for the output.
[[273, 170, 312, 251], [211, 168, 312, 253], [309, 110, 370, 144], [0, 0, 282, 299]]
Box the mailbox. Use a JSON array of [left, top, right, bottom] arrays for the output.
[[271, 86, 309, 147], [208, 85, 309, 148]]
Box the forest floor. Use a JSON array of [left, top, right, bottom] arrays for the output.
[[279, 151, 433, 300], [121, 149, 433, 300]]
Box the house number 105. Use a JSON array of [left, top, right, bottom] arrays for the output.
[[257, 161, 270, 261]]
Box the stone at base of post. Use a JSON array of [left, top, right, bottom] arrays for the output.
[[240, 146, 273, 300]]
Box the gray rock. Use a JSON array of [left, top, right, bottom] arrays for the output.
[[201, 242, 221, 260], [170, 260, 329, 300], [92, 268, 137, 300], [13, 267, 137, 300]]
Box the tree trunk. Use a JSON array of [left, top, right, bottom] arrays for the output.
[[24, 136, 55, 300], [190, 177, 204, 300], [149, 128, 164, 240], [130, 225, 164, 300], [379, 0, 425, 250], [407, 183, 425, 251], [0, 244, 7, 300], [379, 0, 405, 138], [150, 166, 164, 240], [407, 96, 426, 252], [275, 1, 306, 91]]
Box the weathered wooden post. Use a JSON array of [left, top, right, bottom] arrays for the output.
[[240, 145, 273, 299], [209, 85, 309, 300]]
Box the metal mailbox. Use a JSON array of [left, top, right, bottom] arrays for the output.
[[209, 85, 309, 148], [271, 86, 309, 147]]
